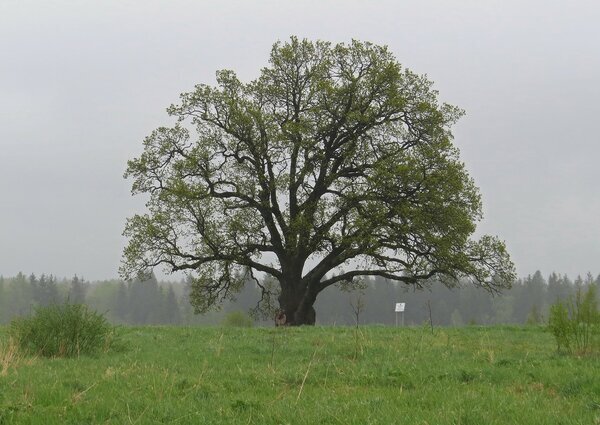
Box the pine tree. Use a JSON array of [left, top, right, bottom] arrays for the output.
[[164, 285, 182, 324], [8, 273, 33, 318], [114, 281, 129, 323], [68, 275, 87, 304]]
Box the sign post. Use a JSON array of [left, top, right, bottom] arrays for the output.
[[395, 303, 405, 326]]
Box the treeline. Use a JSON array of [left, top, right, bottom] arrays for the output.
[[0, 273, 183, 325], [316, 271, 599, 326], [0, 271, 598, 326]]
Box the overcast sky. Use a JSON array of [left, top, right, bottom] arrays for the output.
[[1, 0, 599, 281]]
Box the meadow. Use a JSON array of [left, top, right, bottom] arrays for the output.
[[0, 325, 598, 424]]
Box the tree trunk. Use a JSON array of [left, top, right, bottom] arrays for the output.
[[278, 273, 317, 326]]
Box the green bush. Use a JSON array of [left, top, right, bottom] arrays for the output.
[[9, 303, 116, 357], [222, 311, 254, 328], [548, 284, 599, 354]]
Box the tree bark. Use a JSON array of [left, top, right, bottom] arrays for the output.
[[278, 270, 317, 325]]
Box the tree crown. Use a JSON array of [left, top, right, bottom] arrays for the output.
[[122, 37, 515, 314]]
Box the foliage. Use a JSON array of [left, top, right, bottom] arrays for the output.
[[68, 275, 88, 304], [121, 36, 515, 325], [548, 284, 599, 354], [30, 273, 59, 307], [8, 303, 116, 357], [0, 271, 598, 327], [222, 311, 254, 328], [548, 302, 572, 352]]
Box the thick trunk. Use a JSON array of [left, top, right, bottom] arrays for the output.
[[277, 270, 317, 326]]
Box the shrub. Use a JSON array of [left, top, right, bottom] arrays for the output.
[[222, 311, 254, 328], [9, 303, 116, 357], [548, 285, 599, 354], [548, 302, 572, 352]]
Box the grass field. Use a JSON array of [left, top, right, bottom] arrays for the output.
[[0, 325, 598, 424]]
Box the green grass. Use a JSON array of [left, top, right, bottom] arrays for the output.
[[0, 325, 598, 424], [9, 303, 116, 358]]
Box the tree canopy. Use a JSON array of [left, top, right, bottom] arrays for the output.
[[121, 37, 515, 325]]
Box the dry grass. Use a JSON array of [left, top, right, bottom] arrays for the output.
[[0, 337, 24, 376]]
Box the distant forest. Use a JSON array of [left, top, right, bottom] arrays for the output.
[[0, 271, 598, 326]]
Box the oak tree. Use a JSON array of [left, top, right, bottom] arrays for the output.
[[121, 37, 515, 325]]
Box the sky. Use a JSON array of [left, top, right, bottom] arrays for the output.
[[1, 0, 599, 281]]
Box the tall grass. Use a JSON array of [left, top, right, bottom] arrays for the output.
[[9, 303, 116, 357], [548, 284, 599, 354], [0, 337, 23, 376]]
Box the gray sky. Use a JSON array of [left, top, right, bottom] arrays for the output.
[[1, 0, 599, 281]]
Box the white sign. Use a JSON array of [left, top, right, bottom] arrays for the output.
[[395, 303, 405, 312]]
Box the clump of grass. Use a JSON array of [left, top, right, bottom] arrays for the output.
[[222, 311, 254, 328], [9, 303, 116, 358]]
